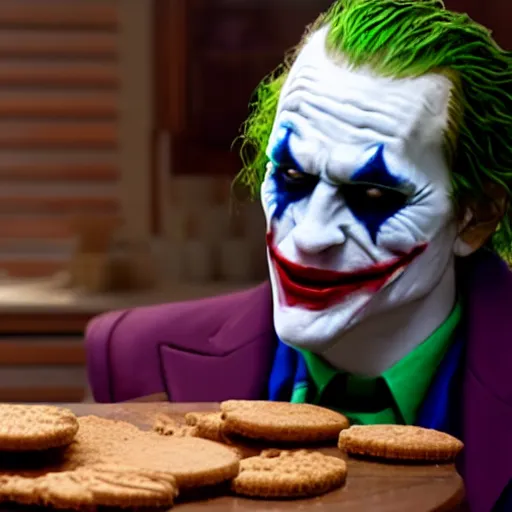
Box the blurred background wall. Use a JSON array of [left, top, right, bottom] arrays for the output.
[[0, 0, 508, 284], [148, 0, 512, 286], [0, 0, 507, 403], [0, 1, 123, 277]]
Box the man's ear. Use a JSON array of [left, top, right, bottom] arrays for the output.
[[454, 184, 508, 257]]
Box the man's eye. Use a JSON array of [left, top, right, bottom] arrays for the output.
[[361, 186, 406, 203], [283, 168, 307, 180], [343, 184, 409, 212], [365, 187, 384, 199], [275, 167, 318, 186]]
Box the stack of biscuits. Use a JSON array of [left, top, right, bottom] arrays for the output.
[[0, 401, 464, 510]]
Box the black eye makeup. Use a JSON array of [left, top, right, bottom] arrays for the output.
[[277, 167, 319, 187], [341, 182, 410, 242], [271, 166, 319, 219], [342, 182, 409, 207]]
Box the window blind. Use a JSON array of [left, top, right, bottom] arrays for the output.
[[0, 0, 120, 277]]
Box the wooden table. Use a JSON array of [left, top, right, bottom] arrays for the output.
[[23, 401, 466, 512]]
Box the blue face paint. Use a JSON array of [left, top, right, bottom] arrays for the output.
[[269, 137, 409, 243], [351, 145, 403, 189], [271, 126, 301, 171], [343, 145, 410, 243], [270, 127, 318, 219]]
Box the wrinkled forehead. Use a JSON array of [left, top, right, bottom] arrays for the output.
[[267, 27, 453, 166]]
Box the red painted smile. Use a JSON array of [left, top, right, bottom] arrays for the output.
[[266, 232, 426, 311]]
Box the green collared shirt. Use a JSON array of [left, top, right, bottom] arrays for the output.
[[291, 302, 462, 425]]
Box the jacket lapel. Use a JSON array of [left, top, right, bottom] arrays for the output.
[[161, 282, 277, 402], [458, 251, 512, 512]]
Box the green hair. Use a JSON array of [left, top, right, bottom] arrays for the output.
[[235, 0, 512, 258]]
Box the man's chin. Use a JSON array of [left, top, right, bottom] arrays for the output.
[[273, 292, 372, 351]]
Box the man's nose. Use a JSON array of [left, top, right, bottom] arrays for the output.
[[291, 183, 347, 255]]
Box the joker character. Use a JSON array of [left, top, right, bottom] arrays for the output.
[[85, 1, 512, 510]]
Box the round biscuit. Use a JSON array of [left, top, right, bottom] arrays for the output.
[[0, 464, 178, 509], [0, 404, 78, 451], [221, 400, 349, 443], [338, 425, 464, 462], [67, 416, 241, 490], [231, 449, 347, 498], [126, 436, 241, 488]]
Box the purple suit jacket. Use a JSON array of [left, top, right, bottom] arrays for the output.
[[86, 250, 512, 512]]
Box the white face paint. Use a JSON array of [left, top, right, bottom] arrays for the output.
[[261, 27, 460, 371]]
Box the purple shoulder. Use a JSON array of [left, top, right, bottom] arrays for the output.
[[459, 250, 512, 512], [85, 282, 276, 403], [462, 250, 512, 403]]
